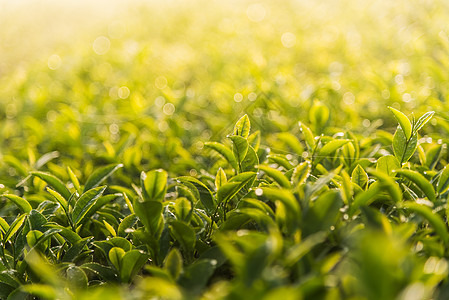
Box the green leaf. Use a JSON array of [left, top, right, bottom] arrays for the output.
[[351, 165, 368, 189], [318, 139, 351, 157], [109, 237, 133, 252], [80, 194, 119, 224], [437, 165, 449, 195], [303, 190, 342, 236], [62, 237, 92, 262], [46, 188, 68, 210], [340, 170, 353, 206], [392, 126, 418, 164], [0, 217, 10, 234], [388, 106, 412, 139], [141, 169, 167, 202], [3, 214, 26, 244], [258, 188, 300, 217], [0, 271, 20, 291], [217, 172, 256, 204], [21, 284, 57, 300], [133, 200, 163, 238], [109, 247, 125, 271], [103, 220, 117, 237], [247, 130, 261, 151], [258, 165, 290, 188], [394, 169, 436, 202], [170, 220, 196, 253], [350, 181, 381, 216], [28, 210, 47, 231], [229, 135, 249, 168], [403, 202, 449, 245], [80, 262, 118, 282], [240, 145, 259, 172], [376, 155, 400, 176], [34, 151, 59, 170], [309, 101, 329, 130], [118, 214, 138, 237], [120, 250, 149, 283], [174, 197, 192, 222], [31, 171, 71, 201], [233, 114, 250, 138], [291, 161, 311, 187], [204, 142, 238, 171], [29, 228, 62, 251], [176, 177, 216, 215], [26, 230, 43, 249], [83, 164, 123, 193], [66, 266, 88, 290], [215, 167, 227, 189], [67, 166, 81, 194], [2, 194, 32, 213], [285, 231, 327, 266], [267, 155, 294, 170], [299, 122, 315, 150], [426, 144, 443, 170], [44, 223, 81, 244], [72, 186, 107, 225], [413, 111, 434, 133], [368, 170, 402, 203], [164, 248, 183, 280], [277, 132, 304, 156], [178, 259, 217, 295]]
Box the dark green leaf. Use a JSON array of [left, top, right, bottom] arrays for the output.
[[395, 169, 436, 202], [170, 220, 196, 253], [133, 200, 163, 238], [403, 202, 449, 245], [176, 177, 215, 215], [118, 214, 138, 237], [66, 266, 88, 290], [3, 214, 26, 244], [178, 259, 217, 295], [120, 250, 149, 283], [72, 186, 107, 225]]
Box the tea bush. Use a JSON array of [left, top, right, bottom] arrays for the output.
[[3, 0, 449, 299], [2, 110, 449, 299]]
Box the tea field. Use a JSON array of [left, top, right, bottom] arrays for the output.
[[2, 0, 449, 299]]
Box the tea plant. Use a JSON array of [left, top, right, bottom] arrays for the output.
[[1, 107, 449, 299]]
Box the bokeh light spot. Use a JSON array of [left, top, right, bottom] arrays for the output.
[[118, 86, 130, 99], [163, 103, 175, 115], [47, 54, 61, 70], [93, 36, 111, 55], [281, 32, 296, 48]]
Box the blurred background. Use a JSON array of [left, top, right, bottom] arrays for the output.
[[1, 0, 449, 182]]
